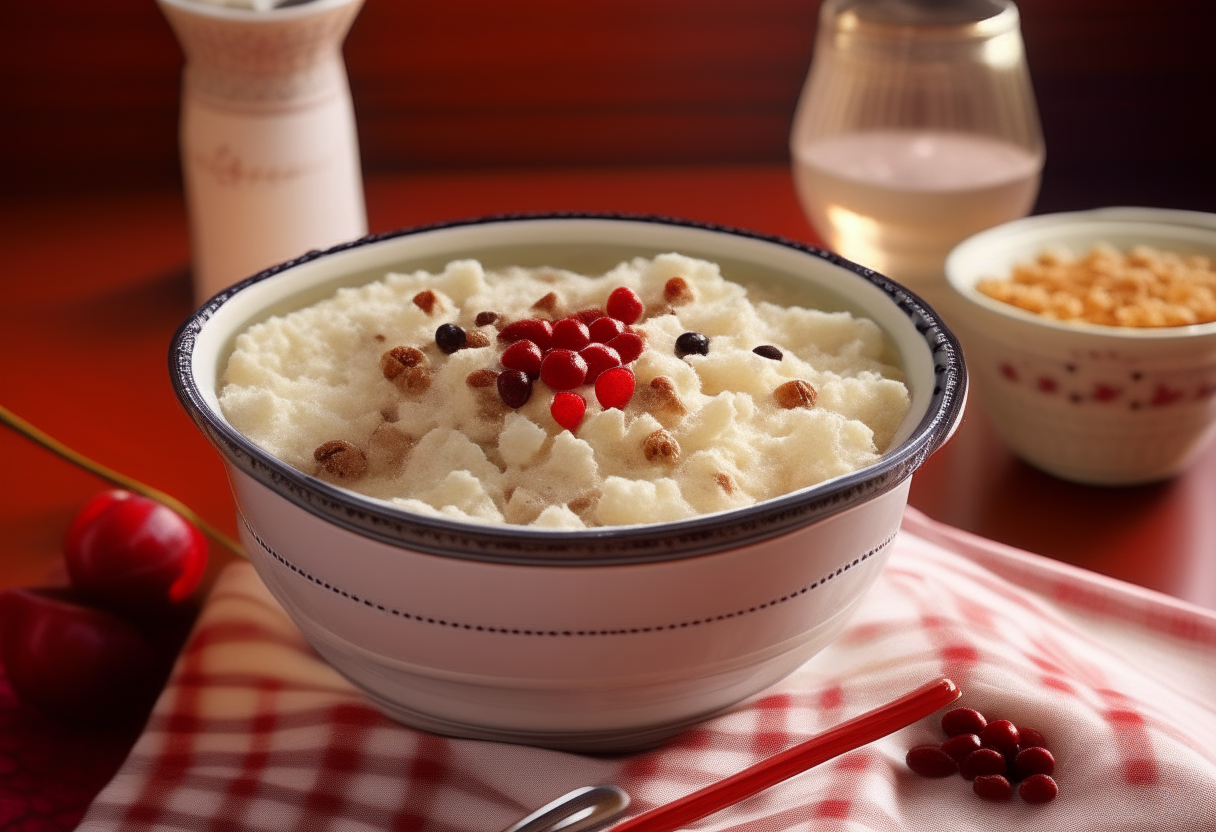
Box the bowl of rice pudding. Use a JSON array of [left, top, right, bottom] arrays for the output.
[[171, 214, 965, 751], [945, 206, 1216, 485]]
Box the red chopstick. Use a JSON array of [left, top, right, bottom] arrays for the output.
[[610, 677, 960, 832]]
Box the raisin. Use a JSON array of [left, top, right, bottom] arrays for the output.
[[435, 323, 467, 354], [674, 331, 709, 358], [753, 344, 783, 361], [497, 370, 533, 409]]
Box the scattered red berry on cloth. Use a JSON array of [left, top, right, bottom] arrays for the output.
[[909, 706, 1058, 804]]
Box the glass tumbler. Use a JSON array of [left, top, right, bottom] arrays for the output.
[[790, 0, 1043, 297]]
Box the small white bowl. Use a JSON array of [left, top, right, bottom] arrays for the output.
[[172, 214, 966, 751], [945, 207, 1216, 485]]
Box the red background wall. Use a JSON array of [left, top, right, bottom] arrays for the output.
[[3, 0, 1213, 211]]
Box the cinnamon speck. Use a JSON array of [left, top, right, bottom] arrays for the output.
[[714, 472, 736, 494]]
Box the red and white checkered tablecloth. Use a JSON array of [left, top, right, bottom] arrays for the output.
[[75, 508, 1216, 832]]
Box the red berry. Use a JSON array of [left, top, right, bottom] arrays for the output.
[[606, 331, 644, 364], [0, 587, 161, 724], [973, 774, 1013, 802], [959, 747, 1007, 781], [540, 349, 588, 391], [942, 707, 987, 737], [497, 318, 554, 352], [64, 490, 208, 614], [550, 392, 587, 433], [1014, 746, 1055, 777], [595, 366, 636, 409], [905, 744, 957, 778], [981, 719, 1021, 757], [497, 369, 533, 408], [501, 339, 543, 378], [1019, 727, 1047, 749], [580, 343, 622, 382], [606, 287, 644, 324], [552, 318, 592, 351], [573, 308, 607, 325], [589, 316, 626, 343], [1019, 773, 1058, 804], [941, 732, 982, 763]]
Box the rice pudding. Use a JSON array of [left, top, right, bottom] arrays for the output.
[[218, 253, 911, 528]]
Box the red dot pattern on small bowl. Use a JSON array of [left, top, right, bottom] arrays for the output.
[[907, 707, 1058, 805]]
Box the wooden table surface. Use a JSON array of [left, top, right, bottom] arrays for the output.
[[2, 165, 1213, 827], [4, 166, 1213, 613]]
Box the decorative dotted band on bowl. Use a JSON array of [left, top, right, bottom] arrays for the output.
[[996, 359, 1216, 410], [240, 515, 895, 638]]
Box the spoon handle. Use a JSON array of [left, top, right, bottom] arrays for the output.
[[611, 676, 960, 832]]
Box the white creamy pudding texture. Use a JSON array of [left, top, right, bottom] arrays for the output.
[[218, 253, 911, 529]]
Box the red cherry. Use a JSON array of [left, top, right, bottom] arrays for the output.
[[905, 744, 957, 778], [1019, 726, 1047, 749], [1015, 746, 1056, 778], [497, 318, 554, 352], [540, 349, 588, 391], [605, 331, 644, 364], [501, 339, 543, 378], [579, 343, 622, 382], [973, 774, 1013, 802], [550, 392, 587, 432], [573, 307, 607, 325], [1019, 773, 1058, 804], [0, 587, 161, 724], [552, 318, 592, 351], [64, 490, 207, 615], [941, 733, 983, 763], [959, 747, 1007, 781], [980, 719, 1021, 757], [595, 366, 635, 409], [606, 287, 644, 324], [588, 316, 625, 344], [942, 707, 987, 737]]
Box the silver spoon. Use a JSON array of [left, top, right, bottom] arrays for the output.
[[502, 785, 630, 832]]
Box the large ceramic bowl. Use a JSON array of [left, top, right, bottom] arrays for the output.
[[945, 207, 1216, 485], [171, 214, 966, 751]]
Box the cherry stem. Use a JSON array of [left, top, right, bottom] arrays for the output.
[[0, 403, 247, 559]]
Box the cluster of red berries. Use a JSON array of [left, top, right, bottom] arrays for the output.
[[906, 707, 1059, 804], [0, 491, 207, 725], [484, 286, 648, 432]]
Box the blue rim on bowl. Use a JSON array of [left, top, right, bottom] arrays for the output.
[[170, 213, 966, 565]]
